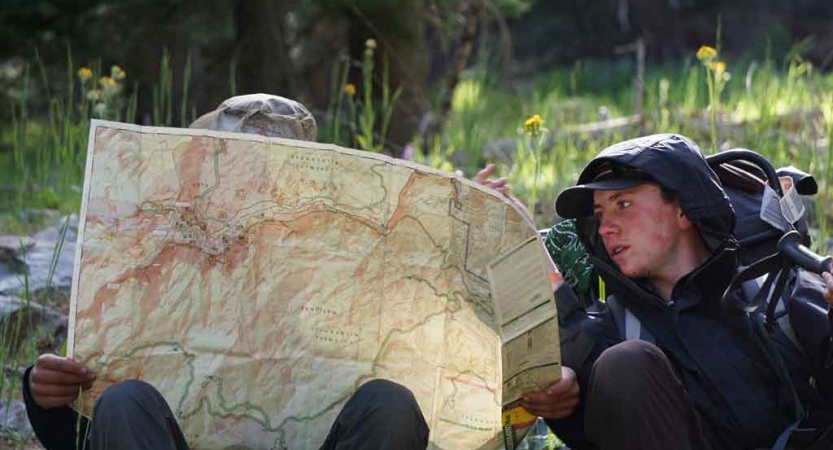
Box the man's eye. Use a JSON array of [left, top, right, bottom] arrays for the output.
[[618, 200, 631, 209]]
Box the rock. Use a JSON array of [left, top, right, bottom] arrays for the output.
[[0, 236, 34, 273], [17, 209, 60, 227], [0, 295, 68, 354], [0, 400, 33, 441], [0, 215, 77, 301]]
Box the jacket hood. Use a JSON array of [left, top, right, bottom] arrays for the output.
[[572, 134, 739, 305]]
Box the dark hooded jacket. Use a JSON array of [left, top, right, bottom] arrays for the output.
[[549, 134, 833, 450]]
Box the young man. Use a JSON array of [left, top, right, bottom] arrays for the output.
[[23, 94, 429, 450], [489, 134, 833, 450]]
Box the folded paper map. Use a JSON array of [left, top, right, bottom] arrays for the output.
[[69, 120, 559, 450]]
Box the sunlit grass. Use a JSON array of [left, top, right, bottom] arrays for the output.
[[3, 47, 831, 243], [436, 51, 833, 247]]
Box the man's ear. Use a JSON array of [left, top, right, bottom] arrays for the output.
[[677, 207, 694, 230]]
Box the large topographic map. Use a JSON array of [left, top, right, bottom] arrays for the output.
[[69, 121, 552, 450]]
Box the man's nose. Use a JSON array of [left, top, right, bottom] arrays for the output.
[[598, 216, 618, 236]]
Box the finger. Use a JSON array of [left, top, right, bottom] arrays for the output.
[[489, 177, 507, 188], [545, 374, 577, 397], [82, 381, 94, 391], [35, 394, 79, 410], [473, 164, 496, 184], [30, 381, 82, 398], [522, 402, 577, 419], [520, 396, 563, 411], [822, 272, 833, 305], [546, 380, 572, 396], [521, 390, 548, 403], [521, 384, 579, 409], [481, 178, 506, 191], [32, 367, 95, 385], [521, 393, 575, 411], [547, 366, 579, 394], [37, 354, 92, 377], [521, 396, 578, 412], [485, 182, 508, 192]]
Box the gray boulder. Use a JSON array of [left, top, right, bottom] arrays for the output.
[[0, 295, 67, 354], [0, 216, 77, 300], [0, 400, 33, 441], [0, 236, 34, 274]]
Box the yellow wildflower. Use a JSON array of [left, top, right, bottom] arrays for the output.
[[343, 83, 356, 97], [710, 61, 726, 74], [111, 65, 126, 81], [524, 114, 543, 134], [696, 45, 717, 62], [365, 38, 377, 50], [99, 76, 116, 88], [77, 67, 92, 82], [86, 89, 102, 101]]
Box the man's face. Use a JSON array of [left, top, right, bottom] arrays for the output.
[[592, 183, 685, 279]]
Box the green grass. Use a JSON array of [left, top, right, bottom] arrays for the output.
[[1, 49, 830, 260], [434, 54, 833, 242], [4, 49, 831, 245]]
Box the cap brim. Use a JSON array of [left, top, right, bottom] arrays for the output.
[[555, 179, 646, 219]]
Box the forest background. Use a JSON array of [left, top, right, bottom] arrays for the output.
[[0, 0, 832, 446], [2, 0, 833, 233]]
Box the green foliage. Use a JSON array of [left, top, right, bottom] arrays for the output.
[[322, 39, 402, 153], [411, 136, 455, 173], [3, 44, 833, 247], [436, 51, 833, 240], [0, 47, 197, 232]]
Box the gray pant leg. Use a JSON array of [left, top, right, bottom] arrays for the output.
[[90, 379, 190, 450], [585, 340, 711, 450], [319, 379, 429, 450]]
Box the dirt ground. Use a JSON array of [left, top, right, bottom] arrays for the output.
[[0, 438, 43, 449]]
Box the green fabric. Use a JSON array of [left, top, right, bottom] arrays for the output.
[[544, 219, 594, 298]]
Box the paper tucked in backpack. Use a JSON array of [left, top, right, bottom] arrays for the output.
[[778, 176, 805, 225]]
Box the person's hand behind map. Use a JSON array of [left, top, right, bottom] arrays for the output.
[[472, 163, 575, 421], [473, 164, 564, 292], [29, 354, 96, 409]]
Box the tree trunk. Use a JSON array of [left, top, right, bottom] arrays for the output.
[[233, 0, 296, 98]]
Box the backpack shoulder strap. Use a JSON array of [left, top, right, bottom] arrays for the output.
[[607, 295, 654, 342], [741, 274, 803, 352]]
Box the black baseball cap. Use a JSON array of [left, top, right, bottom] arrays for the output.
[[555, 163, 654, 219]]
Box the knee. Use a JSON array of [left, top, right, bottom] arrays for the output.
[[354, 379, 419, 412], [591, 340, 668, 395], [95, 379, 163, 413], [333, 379, 428, 447], [596, 340, 664, 371], [349, 379, 426, 429]]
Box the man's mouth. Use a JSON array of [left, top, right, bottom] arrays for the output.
[[611, 245, 628, 257]]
